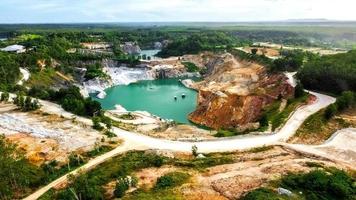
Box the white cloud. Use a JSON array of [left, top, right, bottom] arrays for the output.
[[0, 0, 355, 23]]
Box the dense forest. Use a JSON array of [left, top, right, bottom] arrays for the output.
[[298, 50, 356, 94], [0, 52, 20, 90], [157, 32, 248, 57]]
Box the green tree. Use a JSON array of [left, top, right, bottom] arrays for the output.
[[294, 82, 305, 98], [92, 117, 104, 131], [324, 104, 338, 120], [192, 145, 198, 157], [251, 48, 258, 55], [0, 92, 9, 102], [114, 179, 129, 198]]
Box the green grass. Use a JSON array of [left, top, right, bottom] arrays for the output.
[[243, 169, 356, 200], [17, 34, 42, 41], [262, 94, 309, 132], [248, 146, 274, 153], [125, 188, 184, 200], [26, 68, 57, 88], [155, 172, 190, 189], [172, 155, 234, 171], [182, 62, 199, 72], [39, 150, 237, 199], [125, 172, 190, 200]]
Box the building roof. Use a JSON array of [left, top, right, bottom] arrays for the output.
[[1, 44, 25, 52]]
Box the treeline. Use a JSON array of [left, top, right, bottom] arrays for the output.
[[231, 30, 314, 47], [298, 50, 356, 94], [28, 86, 101, 117], [324, 91, 355, 120], [0, 52, 20, 91], [157, 32, 248, 57], [232, 48, 312, 73]]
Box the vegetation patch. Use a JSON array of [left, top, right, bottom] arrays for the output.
[[242, 169, 356, 200], [155, 172, 190, 189], [293, 91, 355, 144], [298, 50, 356, 95], [182, 62, 199, 73]]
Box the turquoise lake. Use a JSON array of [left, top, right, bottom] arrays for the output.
[[92, 79, 198, 123]]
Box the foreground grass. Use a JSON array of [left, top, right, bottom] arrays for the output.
[[242, 167, 356, 200], [38, 151, 235, 199], [291, 107, 354, 144]]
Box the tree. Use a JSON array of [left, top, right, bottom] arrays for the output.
[[324, 104, 338, 120], [251, 48, 258, 55], [336, 91, 355, 111], [294, 81, 305, 98], [192, 145, 198, 157], [92, 117, 104, 131], [114, 179, 129, 198], [0, 92, 9, 102], [24, 96, 32, 111]]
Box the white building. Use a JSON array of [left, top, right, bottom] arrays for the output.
[[1, 45, 26, 53]]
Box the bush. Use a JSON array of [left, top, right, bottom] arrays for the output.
[[294, 82, 305, 98], [92, 117, 104, 131], [0, 92, 9, 102], [241, 188, 280, 200], [336, 91, 355, 111], [182, 62, 199, 73], [192, 145, 198, 157], [280, 169, 355, 199], [114, 179, 129, 198], [324, 104, 338, 120], [155, 172, 189, 189]]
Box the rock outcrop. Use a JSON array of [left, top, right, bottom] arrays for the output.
[[188, 53, 294, 130], [122, 42, 141, 55]]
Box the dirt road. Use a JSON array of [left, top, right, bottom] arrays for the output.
[[22, 91, 337, 200]]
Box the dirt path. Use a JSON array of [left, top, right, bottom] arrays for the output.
[[283, 128, 356, 169], [17, 68, 30, 85], [22, 90, 337, 200], [23, 141, 147, 200]]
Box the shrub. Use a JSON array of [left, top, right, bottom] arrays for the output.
[[114, 179, 129, 198], [294, 82, 305, 98], [192, 145, 198, 157], [280, 169, 355, 199], [182, 62, 199, 72], [324, 104, 338, 120], [155, 172, 189, 189], [92, 117, 104, 131], [241, 188, 280, 200], [0, 92, 9, 102]]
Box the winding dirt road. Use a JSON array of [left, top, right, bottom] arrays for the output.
[[17, 68, 30, 85], [22, 91, 337, 200]]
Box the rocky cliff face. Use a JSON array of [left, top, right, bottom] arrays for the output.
[[188, 53, 294, 130]]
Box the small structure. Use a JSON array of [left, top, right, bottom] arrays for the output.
[[277, 188, 293, 196], [1, 44, 26, 53]]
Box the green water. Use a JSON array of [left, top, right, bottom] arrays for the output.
[[92, 79, 198, 123]]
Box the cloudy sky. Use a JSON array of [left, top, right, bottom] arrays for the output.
[[0, 0, 355, 23]]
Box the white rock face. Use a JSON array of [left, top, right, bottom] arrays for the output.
[[181, 79, 195, 89], [82, 77, 113, 97], [106, 66, 155, 85], [114, 104, 128, 113], [96, 91, 107, 99]]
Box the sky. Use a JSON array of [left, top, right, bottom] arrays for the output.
[[0, 0, 355, 23]]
